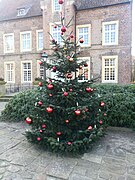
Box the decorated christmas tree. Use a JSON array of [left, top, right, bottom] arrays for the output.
[[25, 0, 106, 154]]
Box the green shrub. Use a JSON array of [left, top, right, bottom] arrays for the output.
[[1, 89, 40, 122]]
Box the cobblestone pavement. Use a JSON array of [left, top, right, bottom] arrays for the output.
[[0, 102, 7, 116], [0, 122, 135, 180]]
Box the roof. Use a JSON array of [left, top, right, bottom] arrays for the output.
[[75, 0, 132, 10], [0, 0, 42, 22]]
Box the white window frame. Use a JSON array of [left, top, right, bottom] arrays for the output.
[[20, 31, 32, 52], [37, 60, 44, 79], [36, 30, 43, 51], [4, 62, 15, 83], [52, 0, 62, 12], [50, 23, 62, 45], [21, 61, 32, 83], [76, 24, 91, 47], [3, 33, 14, 53], [77, 57, 91, 82], [102, 56, 118, 83], [102, 21, 119, 46]]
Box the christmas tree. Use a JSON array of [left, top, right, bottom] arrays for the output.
[[25, 0, 106, 154]]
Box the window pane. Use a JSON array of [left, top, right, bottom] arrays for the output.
[[6, 63, 14, 82], [22, 33, 31, 51], [78, 27, 89, 46], [23, 63, 31, 82]]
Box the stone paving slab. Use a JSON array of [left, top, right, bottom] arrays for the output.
[[0, 122, 135, 179]]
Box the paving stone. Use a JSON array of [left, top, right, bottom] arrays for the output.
[[69, 173, 93, 180], [127, 164, 135, 175], [72, 166, 87, 176], [0, 168, 5, 174], [126, 153, 135, 164], [0, 160, 10, 167], [127, 175, 135, 180], [46, 159, 77, 179], [7, 164, 21, 173], [47, 176, 64, 180], [82, 153, 102, 164]]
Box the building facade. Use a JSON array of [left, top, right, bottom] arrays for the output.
[[0, 0, 132, 89]]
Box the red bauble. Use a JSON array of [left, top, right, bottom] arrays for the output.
[[42, 124, 46, 128], [67, 141, 72, 145], [25, 117, 32, 124], [56, 132, 62, 136], [54, 25, 57, 28], [38, 101, 43, 106], [69, 58, 74, 62], [86, 87, 93, 93], [69, 88, 73, 92], [100, 102, 105, 107], [84, 63, 88, 67], [61, 32, 64, 35], [104, 113, 107, 116], [99, 120, 103, 124], [47, 79, 52, 83], [79, 66, 83, 69], [38, 82, 42, 86], [46, 107, 53, 113], [52, 39, 56, 43], [61, 26, 66, 32], [52, 66, 56, 72], [79, 39, 84, 43], [64, 92, 68, 96], [58, 0, 64, 4], [47, 84, 53, 90], [88, 126, 92, 130], [70, 34, 74, 38], [65, 119, 69, 123], [49, 94, 53, 97], [66, 56, 70, 60], [40, 130, 43, 133], [38, 61, 42, 65], [75, 109, 81, 116], [37, 137, 41, 141], [66, 73, 73, 79]]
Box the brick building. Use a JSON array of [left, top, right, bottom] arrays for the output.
[[0, 0, 132, 89]]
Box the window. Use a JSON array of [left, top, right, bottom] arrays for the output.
[[37, 30, 43, 51], [39, 65, 44, 79], [52, 0, 61, 12], [3, 33, 14, 53], [102, 21, 119, 45], [4, 62, 15, 83], [77, 57, 91, 82], [102, 56, 118, 83], [77, 25, 91, 47], [20, 31, 31, 52], [51, 25, 62, 44], [22, 62, 32, 83]]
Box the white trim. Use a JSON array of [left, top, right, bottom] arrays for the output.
[[102, 20, 119, 46], [21, 61, 32, 83], [52, 0, 62, 13], [20, 31, 32, 52], [76, 24, 91, 47], [36, 30, 43, 51], [102, 55, 118, 83], [4, 61, 15, 83], [3, 33, 14, 53]]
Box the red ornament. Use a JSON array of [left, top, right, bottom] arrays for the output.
[[79, 66, 83, 69], [54, 25, 57, 28], [56, 132, 62, 136], [69, 58, 74, 62], [42, 124, 46, 128], [47, 79, 52, 83], [65, 120, 69, 123], [25, 117, 32, 124], [38, 82, 42, 86], [86, 87, 93, 93], [70, 34, 74, 38], [49, 94, 53, 97], [75, 109, 81, 116], [84, 63, 88, 67], [66, 73, 73, 79], [104, 113, 107, 116], [64, 92, 68, 96], [66, 56, 70, 60], [61, 26, 66, 33], [79, 39, 84, 43], [46, 107, 53, 113], [54, 47, 58, 51], [40, 130, 43, 133], [69, 88, 73, 92], [52, 39, 56, 43], [47, 84, 53, 90], [88, 126, 92, 130], [58, 0, 64, 4], [67, 141, 72, 145], [52, 66, 56, 72], [99, 120, 103, 124], [38, 61, 42, 65], [61, 32, 64, 35], [100, 102, 105, 107], [38, 101, 43, 106], [37, 137, 41, 141]]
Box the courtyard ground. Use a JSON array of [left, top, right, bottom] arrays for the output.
[[0, 121, 135, 180]]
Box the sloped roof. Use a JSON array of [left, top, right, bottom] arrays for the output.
[[75, 0, 132, 10], [0, 0, 42, 22]]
